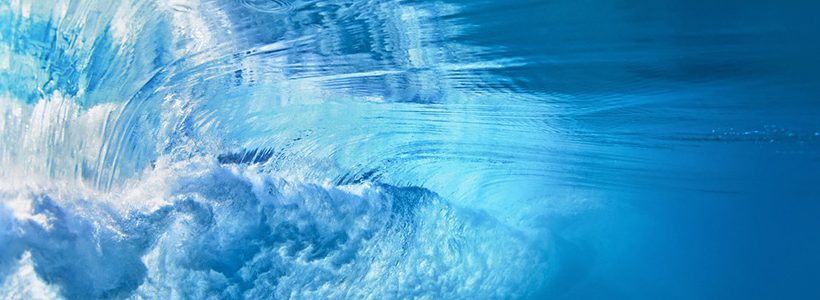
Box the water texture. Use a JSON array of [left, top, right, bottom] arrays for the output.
[[1, 0, 819, 299]]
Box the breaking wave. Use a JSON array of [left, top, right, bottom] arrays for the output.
[[0, 0, 567, 298], [5, 0, 818, 299]]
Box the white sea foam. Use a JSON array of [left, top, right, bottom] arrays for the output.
[[0, 156, 549, 299]]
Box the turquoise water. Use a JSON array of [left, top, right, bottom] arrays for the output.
[[1, 0, 819, 299]]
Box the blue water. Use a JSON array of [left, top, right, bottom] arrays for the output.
[[1, 0, 819, 299]]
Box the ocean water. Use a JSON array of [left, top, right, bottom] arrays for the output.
[[1, 0, 819, 299]]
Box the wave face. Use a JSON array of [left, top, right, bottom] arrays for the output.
[[2, 0, 820, 299], [0, 1, 558, 298]]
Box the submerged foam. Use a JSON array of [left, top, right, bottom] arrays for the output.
[[0, 159, 549, 299]]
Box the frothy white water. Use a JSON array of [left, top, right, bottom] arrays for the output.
[[0, 155, 550, 299]]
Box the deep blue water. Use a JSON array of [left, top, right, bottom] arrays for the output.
[[1, 0, 819, 299]]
